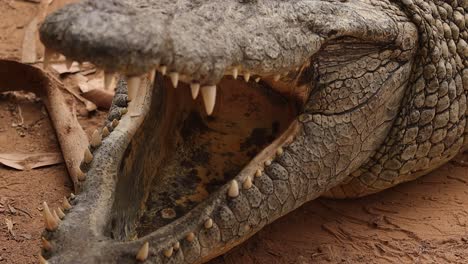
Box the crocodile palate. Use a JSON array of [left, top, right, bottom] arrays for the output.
[[38, 0, 467, 263]]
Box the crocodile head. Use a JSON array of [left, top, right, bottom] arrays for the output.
[[38, 0, 467, 263]]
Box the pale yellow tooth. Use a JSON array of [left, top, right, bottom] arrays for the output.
[[186, 232, 195, 242], [52, 209, 61, 222], [39, 255, 49, 264], [127, 76, 141, 101], [149, 68, 157, 83], [243, 177, 252, 189], [159, 65, 167, 75], [228, 180, 239, 198], [42, 202, 58, 231], [255, 169, 262, 177], [65, 58, 73, 70], [232, 67, 239, 79], [90, 129, 102, 148], [63, 197, 72, 210], [76, 167, 86, 181], [273, 74, 281, 82], [190, 83, 200, 99], [136, 242, 149, 261], [84, 148, 93, 164], [70, 193, 76, 199], [276, 147, 284, 156], [201, 85, 217, 115], [255, 77, 260, 83], [41, 237, 52, 251], [43, 49, 55, 69], [173, 242, 180, 250], [112, 119, 119, 128], [163, 247, 174, 258], [57, 207, 65, 219], [264, 160, 272, 166], [104, 72, 115, 91], [169, 72, 179, 88], [204, 218, 213, 229], [244, 71, 251, 82], [102, 127, 110, 138]]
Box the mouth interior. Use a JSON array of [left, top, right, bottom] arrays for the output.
[[109, 75, 298, 240]]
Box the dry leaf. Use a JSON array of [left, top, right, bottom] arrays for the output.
[[51, 62, 81, 75], [5, 218, 15, 238], [87, 77, 105, 90], [0, 152, 63, 170]]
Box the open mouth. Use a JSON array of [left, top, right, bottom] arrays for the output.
[[37, 1, 320, 260], [108, 68, 303, 241], [40, 42, 310, 262]]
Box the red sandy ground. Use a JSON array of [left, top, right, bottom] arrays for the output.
[[0, 1, 467, 263]]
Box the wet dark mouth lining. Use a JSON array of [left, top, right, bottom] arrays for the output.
[[108, 74, 300, 241]]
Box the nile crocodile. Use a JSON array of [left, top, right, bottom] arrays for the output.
[[37, 0, 467, 263]]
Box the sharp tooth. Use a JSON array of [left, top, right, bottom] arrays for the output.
[[76, 167, 86, 181], [276, 147, 284, 156], [84, 148, 93, 164], [204, 218, 213, 229], [39, 255, 49, 264], [42, 202, 58, 231], [186, 232, 195, 242], [63, 197, 72, 210], [244, 71, 251, 82], [169, 72, 179, 88], [173, 242, 180, 250], [102, 126, 110, 138], [136, 242, 149, 261], [112, 119, 119, 128], [201, 85, 217, 115], [159, 65, 167, 75], [65, 58, 73, 70], [232, 67, 239, 79], [41, 237, 52, 251], [121, 108, 128, 115], [190, 83, 200, 99], [163, 247, 174, 258], [228, 180, 239, 198], [255, 169, 262, 177], [57, 207, 65, 219], [70, 193, 76, 199], [255, 77, 260, 83], [90, 129, 102, 148], [127, 76, 141, 101], [273, 74, 281, 82], [149, 68, 157, 83], [43, 49, 55, 69], [52, 209, 61, 222], [243, 177, 252, 189], [264, 160, 272, 166], [104, 72, 115, 91]]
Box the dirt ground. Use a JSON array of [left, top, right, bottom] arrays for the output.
[[0, 1, 467, 264]]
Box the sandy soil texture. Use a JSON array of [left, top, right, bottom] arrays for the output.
[[0, 1, 467, 264]]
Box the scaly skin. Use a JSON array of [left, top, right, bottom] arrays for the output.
[[38, 0, 467, 263]]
